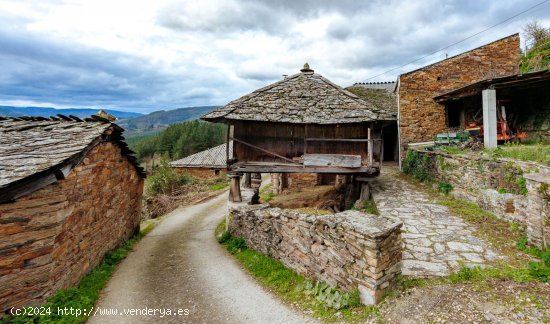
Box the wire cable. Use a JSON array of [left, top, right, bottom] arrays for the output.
[[361, 0, 550, 82]]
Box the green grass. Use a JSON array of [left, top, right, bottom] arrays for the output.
[[209, 181, 229, 191], [440, 146, 468, 155], [259, 184, 275, 204], [217, 230, 380, 322], [484, 144, 550, 166], [2, 224, 155, 324]]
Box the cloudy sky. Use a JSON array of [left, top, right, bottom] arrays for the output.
[[1, 0, 549, 113]]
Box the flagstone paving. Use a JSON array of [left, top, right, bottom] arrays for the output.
[[371, 166, 502, 277]]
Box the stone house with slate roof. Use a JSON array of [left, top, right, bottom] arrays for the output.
[[396, 34, 521, 161], [170, 141, 232, 179], [0, 115, 144, 314], [202, 64, 397, 200]]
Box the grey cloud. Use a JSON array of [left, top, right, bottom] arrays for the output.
[[0, 28, 235, 111]]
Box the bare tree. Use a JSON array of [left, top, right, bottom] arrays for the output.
[[524, 20, 549, 47]]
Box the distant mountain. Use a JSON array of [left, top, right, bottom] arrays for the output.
[[0, 106, 143, 119], [117, 106, 218, 136]]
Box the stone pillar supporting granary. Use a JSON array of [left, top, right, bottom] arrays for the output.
[[0, 115, 145, 314]]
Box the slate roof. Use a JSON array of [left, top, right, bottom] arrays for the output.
[[202, 64, 396, 124], [0, 115, 144, 203], [350, 81, 396, 92], [170, 141, 232, 169], [345, 82, 397, 118]]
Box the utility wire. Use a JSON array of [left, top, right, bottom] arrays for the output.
[[361, 0, 550, 82]]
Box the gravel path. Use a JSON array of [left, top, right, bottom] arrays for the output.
[[371, 166, 501, 277], [89, 192, 315, 323]]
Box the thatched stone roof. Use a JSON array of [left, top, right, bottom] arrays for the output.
[[170, 141, 232, 169], [0, 115, 144, 202], [202, 64, 396, 124], [345, 83, 397, 118]]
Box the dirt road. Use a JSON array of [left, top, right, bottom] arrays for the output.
[[89, 192, 314, 323]]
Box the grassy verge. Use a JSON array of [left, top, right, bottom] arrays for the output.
[[484, 143, 550, 166], [209, 181, 229, 191], [2, 223, 156, 324], [259, 183, 275, 203], [215, 227, 380, 323]]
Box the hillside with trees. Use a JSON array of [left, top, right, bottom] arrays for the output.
[[117, 106, 217, 136], [129, 120, 226, 161], [521, 21, 550, 72]]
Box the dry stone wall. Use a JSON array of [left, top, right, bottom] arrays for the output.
[[229, 205, 402, 304], [398, 35, 520, 157], [524, 174, 550, 249], [413, 148, 549, 248], [0, 142, 143, 313]]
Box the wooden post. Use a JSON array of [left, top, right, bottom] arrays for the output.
[[304, 124, 308, 155], [242, 173, 251, 188], [368, 127, 373, 166], [226, 124, 230, 165], [229, 174, 242, 202], [360, 182, 370, 201]]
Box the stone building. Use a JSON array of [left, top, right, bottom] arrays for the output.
[[0, 115, 145, 314], [202, 64, 397, 200], [396, 33, 520, 160], [346, 81, 399, 162], [170, 141, 232, 179]]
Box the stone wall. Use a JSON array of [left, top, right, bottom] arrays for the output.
[[0, 142, 143, 313], [175, 167, 226, 179], [271, 173, 320, 194], [229, 205, 402, 304], [524, 174, 550, 249], [412, 148, 550, 248], [398, 34, 520, 157], [413, 149, 550, 223], [285, 173, 319, 191]]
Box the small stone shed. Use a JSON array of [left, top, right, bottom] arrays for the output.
[[170, 141, 232, 179], [202, 64, 397, 200], [396, 33, 520, 160], [0, 115, 145, 313]]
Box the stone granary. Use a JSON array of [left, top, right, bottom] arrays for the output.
[[202, 64, 397, 201], [170, 141, 232, 179], [0, 115, 144, 314], [395, 33, 521, 160]]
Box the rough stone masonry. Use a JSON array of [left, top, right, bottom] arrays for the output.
[[229, 205, 403, 304], [0, 142, 143, 313]]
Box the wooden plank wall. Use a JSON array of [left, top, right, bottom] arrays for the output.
[[233, 121, 382, 163]]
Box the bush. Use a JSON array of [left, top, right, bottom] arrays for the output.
[[438, 182, 453, 195], [217, 231, 232, 244], [402, 150, 433, 182], [227, 237, 247, 254], [517, 236, 550, 282], [145, 158, 192, 196]]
